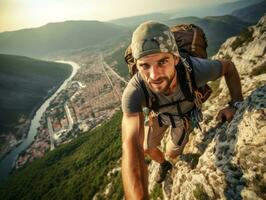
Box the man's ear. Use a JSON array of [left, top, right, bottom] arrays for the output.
[[173, 55, 180, 66]]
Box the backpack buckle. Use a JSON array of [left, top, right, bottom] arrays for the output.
[[143, 107, 155, 127], [181, 57, 192, 72]]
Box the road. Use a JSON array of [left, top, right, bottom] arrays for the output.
[[47, 117, 55, 150], [100, 55, 124, 100], [100, 54, 128, 84]]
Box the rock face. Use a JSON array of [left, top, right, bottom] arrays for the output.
[[148, 15, 266, 200]]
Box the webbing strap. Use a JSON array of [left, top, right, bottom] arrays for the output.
[[176, 102, 183, 118], [170, 115, 176, 128], [157, 114, 163, 127], [177, 129, 186, 146], [139, 79, 149, 108], [191, 27, 197, 52], [176, 54, 194, 102], [158, 99, 186, 108], [163, 113, 176, 128]]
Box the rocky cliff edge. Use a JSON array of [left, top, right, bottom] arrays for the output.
[[148, 14, 266, 200]]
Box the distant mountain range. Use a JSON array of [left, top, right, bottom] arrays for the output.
[[232, 0, 266, 23], [0, 0, 264, 59], [0, 21, 125, 58], [109, 0, 263, 27], [109, 13, 171, 28], [212, 0, 263, 16]]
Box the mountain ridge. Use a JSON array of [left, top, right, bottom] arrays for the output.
[[0, 21, 126, 57], [232, 0, 266, 23]]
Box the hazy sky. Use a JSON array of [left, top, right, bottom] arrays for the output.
[[0, 0, 235, 32]]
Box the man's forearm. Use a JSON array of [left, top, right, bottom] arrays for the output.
[[224, 62, 243, 102], [122, 140, 149, 199]]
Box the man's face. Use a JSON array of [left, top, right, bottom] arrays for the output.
[[136, 52, 179, 94]]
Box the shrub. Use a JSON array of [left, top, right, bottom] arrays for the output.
[[251, 61, 266, 76], [231, 28, 254, 51], [193, 184, 209, 200], [151, 183, 164, 200]]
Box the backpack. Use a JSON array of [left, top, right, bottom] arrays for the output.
[[124, 24, 212, 130]]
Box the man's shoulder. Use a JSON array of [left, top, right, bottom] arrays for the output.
[[187, 56, 223, 87], [122, 73, 145, 113], [188, 56, 222, 68], [126, 73, 143, 91]]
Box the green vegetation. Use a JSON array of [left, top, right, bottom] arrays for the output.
[[0, 112, 123, 200], [251, 61, 266, 76], [104, 45, 130, 79], [181, 153, 201, 169], [151, 183, 164, 200], [95, 169, 124, 200], [0, 54, 72, 138], [231, 28, 254, 50], [193, 184, 209, 200]]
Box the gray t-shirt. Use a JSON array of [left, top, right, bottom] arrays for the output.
[[122, 56, 222, 125]]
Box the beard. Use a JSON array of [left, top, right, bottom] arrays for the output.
[[147, 71, 176, 94]]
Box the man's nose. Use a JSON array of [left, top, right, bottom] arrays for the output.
[[150, 65, 160, 80]]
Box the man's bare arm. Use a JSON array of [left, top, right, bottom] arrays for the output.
[[220, 59, 243, 102], [122, 112, 149, 199], [216, 60, 243, 122]]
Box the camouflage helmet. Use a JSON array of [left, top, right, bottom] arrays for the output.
[[131, 21, 179, 60]]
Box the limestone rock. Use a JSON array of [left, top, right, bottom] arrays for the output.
[[148, 15, 266, 200]]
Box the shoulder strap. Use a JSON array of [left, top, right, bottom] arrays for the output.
[[139, 78, 160, 112], [184, 54, 197, 90], [139, 78, 150, 108], [176, 52, 195, 101]]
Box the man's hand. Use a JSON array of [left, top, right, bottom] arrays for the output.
[[216, 59, 243, 123], [216, 106, 236, 123]]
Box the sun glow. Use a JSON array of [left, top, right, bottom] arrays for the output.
[[0, 0, 232, 32], [0, 0, 101, 32]]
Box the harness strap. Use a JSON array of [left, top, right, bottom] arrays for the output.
[[158, 99, 186, 108], [176, 102, 183, 118], [183, 116, 190, 130], [157, 114, 164, 127], [163, 113, 176, 128], [139, 79, 150, 107], [177, 129, 186, 146], [191, 26, 197, 52], [182, 58, 194, 96]]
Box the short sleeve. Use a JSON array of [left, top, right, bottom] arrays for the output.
[[121, 75, 145, 113], [190, 57, 223, 87]]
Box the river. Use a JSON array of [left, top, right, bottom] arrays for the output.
[[0, 61, 80, 184]]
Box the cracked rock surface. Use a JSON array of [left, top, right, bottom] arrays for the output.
[[148, 14, 266, 200]]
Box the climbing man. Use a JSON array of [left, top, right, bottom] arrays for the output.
[[121, 21, 243, 199]]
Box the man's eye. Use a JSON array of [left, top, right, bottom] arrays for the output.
[[158, 59, 168, 66], [140, 64, 149, 70]]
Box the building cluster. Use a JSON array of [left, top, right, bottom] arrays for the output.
[[15, 55, 125, 169]]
